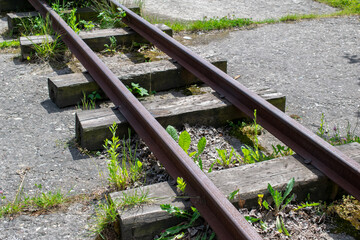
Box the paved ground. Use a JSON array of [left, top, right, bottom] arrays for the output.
[[0, 2, 359, 240], [182, 16, 360, 137], [142, 0, 337, 21]]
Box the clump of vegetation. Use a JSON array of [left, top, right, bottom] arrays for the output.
[[89, 122, 151, 238], [0, 40, 20, 49], [328, 195, 360, 231], [19, 13, 66, 62], [244, 178, 296, 236], [103, 123, 143, 190], [0, 184, 70, 218], [232, 110, 271, 164], [89, 188, 151, 237], [316, 113, 359, 145], [17, 13, 54, 36], [155, 204, 215, 240], [31, 35, 65, 61], [212, 147, 237, 168], [78, 91, 101, 110], [318, 0, 360, 14], [79, 20, 95, 31], [47, 0, 91, 8], [228, 118, 262, 149], [103, 36, 118, 54], [89, 197, 119, 238], [269, 144, 294, 158], [150, 16, 253, 32], [176, 177, 186, 194], [126, 82, 149, 97], [90, 0, 126, 28]]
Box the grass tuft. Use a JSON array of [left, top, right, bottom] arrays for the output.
[[317, 0, 360, 14], [0, 184, 70, 218], [145, 0, 359, 33], [0, 40, 20, 49]]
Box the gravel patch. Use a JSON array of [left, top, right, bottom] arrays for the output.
[[239, 205, 356, 240], [185, 16, 360, 137], [142, 0, 337, 21]]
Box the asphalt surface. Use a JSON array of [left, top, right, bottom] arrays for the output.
[[142, 0, 336, 21]]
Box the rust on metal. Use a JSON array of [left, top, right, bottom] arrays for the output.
[[110, 0, 360, 200], [26, 0, 262, 239]]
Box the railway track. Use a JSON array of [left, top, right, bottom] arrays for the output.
[[9, 0, 360, 239]]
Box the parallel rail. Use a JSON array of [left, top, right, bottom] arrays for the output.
[[26, 0, 360, 239]]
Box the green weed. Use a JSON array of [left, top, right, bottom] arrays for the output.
[[31, 34, 64, 60], [228, 189, 239, 201], [279, 13, 318, 22], [166, 125, 206, 171], [317, 0, 360, 14], [245, 216, 268, 231], [98, 8, 126, 28], [148, 16, 253, 32], [89, 198, 118, 237], [316, 113, 360, 145], [176, 177, 186, 194], [47, 0, 91, 8], [103, 36, 118, 54], [229, 111, 294, 165], [0, 40, 20, 49], [79, 20, 95, 31], [79, 91, 101, 110], [28, 184, 69, 209], [66, 8, 80, 33], [293, 202, 320, 211], [317, 113, 327, 137], [260, 178, 295, 236], [146, 0, 359, 34], [269, 144, 294, 158], [21, 14, 65, 61], [90, 0, 126, 28], [103, 123, 143, 190], [31, 34, 65, 61], [237, 110, 270, 164], [89, 188, 150, 237], [127, 82, 149, 97], [156, 204, 216, 240], [209, 147, 236, 171], [119, 188, 150, 209], [0, 184, 69, 218], [18, 14, 53, 36]]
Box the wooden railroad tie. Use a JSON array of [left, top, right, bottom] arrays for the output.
[[20, 24, 172, 59], [48, 56, 227, 108], [76, 87, 286, 151]]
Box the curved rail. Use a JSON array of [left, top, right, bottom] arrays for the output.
[[26, 0, 261, 239]]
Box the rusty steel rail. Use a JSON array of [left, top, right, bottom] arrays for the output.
[[110, 0, 360, 201], [26, 0, 262, 239]]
